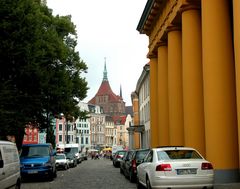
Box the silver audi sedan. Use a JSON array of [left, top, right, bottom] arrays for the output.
[[136, 146, 214, 189]]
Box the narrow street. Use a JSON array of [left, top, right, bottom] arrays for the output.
[[21, 158, 136, 189]]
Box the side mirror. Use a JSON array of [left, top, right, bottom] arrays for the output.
[[0, 160, 4, 168]]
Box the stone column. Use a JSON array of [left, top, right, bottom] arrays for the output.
[[127, 128, 134, 150], [202, 0, 238, 182], [157, 42, 169, 146], [233, 0, 240, 167], [181, 5, 205, 156], [149, 57, 159, 147], [167, 27, 184, 146]]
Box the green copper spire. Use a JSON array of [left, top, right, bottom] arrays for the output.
[[103, 57, 108, 81]]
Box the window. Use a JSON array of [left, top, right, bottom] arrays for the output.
[[161, 150, 202, 160], [59, 124, 63, 131], [34, 134, 37, 141], [86, 137, 88, 144], [59, 135, 62, 142], [29, 134, 32, 141]]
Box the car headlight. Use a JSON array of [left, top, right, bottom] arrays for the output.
[[43, 161, 52, 167]]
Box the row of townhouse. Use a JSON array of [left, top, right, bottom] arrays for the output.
[[55, 102, 131, 151], [22, 102, 131, 151]]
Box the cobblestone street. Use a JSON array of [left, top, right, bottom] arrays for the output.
[[21, 158, 136, 189]]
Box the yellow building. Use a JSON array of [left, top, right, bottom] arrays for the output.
[[137, 0, 240, 183]]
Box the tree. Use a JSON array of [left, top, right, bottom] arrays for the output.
[[0, 0, 88, 149]]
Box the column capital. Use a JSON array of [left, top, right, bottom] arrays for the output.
[[156, 40, 168, 47], [166, 24, 181, 33], [180, 1, 200, 13], [147, 52, 157, 59]]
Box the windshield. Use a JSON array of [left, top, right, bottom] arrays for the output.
[[56, 154, 65, 160], [20, 146, 49, 157], [65, 147, 78, 154]]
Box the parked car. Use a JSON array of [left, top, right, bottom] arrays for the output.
[[20, 143, 57, 181], [112, 150, 127, 167], [120, 150, 135, 177], [55, 153, 69, 170], [137, 146, 214, 189], [120, 148, 150, 182], [65, 152, 77, 168], [80, 152, 88, 161], [111, 145, 123, 160], [0, 140, 21, 189]]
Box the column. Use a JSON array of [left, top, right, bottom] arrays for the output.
[[181, 6, 205, 156], [167, 27, 184, 146], [149, 57, 158, 148], [233, 0, 240, 167], [128, 128, 134, 150], [157, 43, 169, 146], [132, 94, 140, 149], [202, 0, 238, 183]]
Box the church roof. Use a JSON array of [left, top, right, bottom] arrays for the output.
[[88, 80, 122, 104]]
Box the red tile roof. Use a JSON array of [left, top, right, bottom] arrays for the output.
[[112, 115, 127, 125], [88, 80, 122, 104]]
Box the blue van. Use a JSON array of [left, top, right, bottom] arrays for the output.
[[20, 143, 57, 180]]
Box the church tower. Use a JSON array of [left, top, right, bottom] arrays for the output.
[[88, 59, 126, 116]]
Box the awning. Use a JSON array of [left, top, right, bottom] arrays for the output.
[[102, 147, 112, 151]]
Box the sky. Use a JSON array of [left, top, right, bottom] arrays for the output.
[[47, 0, 149, 106]]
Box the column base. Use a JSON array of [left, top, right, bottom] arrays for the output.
[[214, 169, 240, 183]]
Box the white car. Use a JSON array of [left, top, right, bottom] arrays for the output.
[[137, 146, 214, 189], [55, 153, 69, 170], [0, 140, 21, 189]]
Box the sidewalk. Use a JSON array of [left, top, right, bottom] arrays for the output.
[[214, 182, 240, 189]]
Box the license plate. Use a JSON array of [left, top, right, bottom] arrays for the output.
[[28, 170, 38, 174], [177, 169, 197, 175]]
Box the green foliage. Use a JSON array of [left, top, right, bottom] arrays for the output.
[[0, 0, 88, 149]]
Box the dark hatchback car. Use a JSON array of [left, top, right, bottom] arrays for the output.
[[112, 150, 127, 167], [120, 149, 150, 182]]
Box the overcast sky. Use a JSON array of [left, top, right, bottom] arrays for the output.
[[47, 0, 149, 106]]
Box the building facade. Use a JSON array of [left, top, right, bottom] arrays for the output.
[[137, 0, 240, 183], [88, 104, 105, 150], [22, 125, 39, 144], [75, 102, 91, 151], [105, 115, 117, 147], [131, 63, 150, 149], [113, 115, 131, 148]]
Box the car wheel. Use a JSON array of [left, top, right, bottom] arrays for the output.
[[129, 169, 135, 183], [146, 176, 152, 189], [54, 168, 57, 178], [136, 177, 143, 189], [15, 179, 21, 189], [49, 171, 54, 181], [120, 167, 123, 174], [64, 164, 68, 170]]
